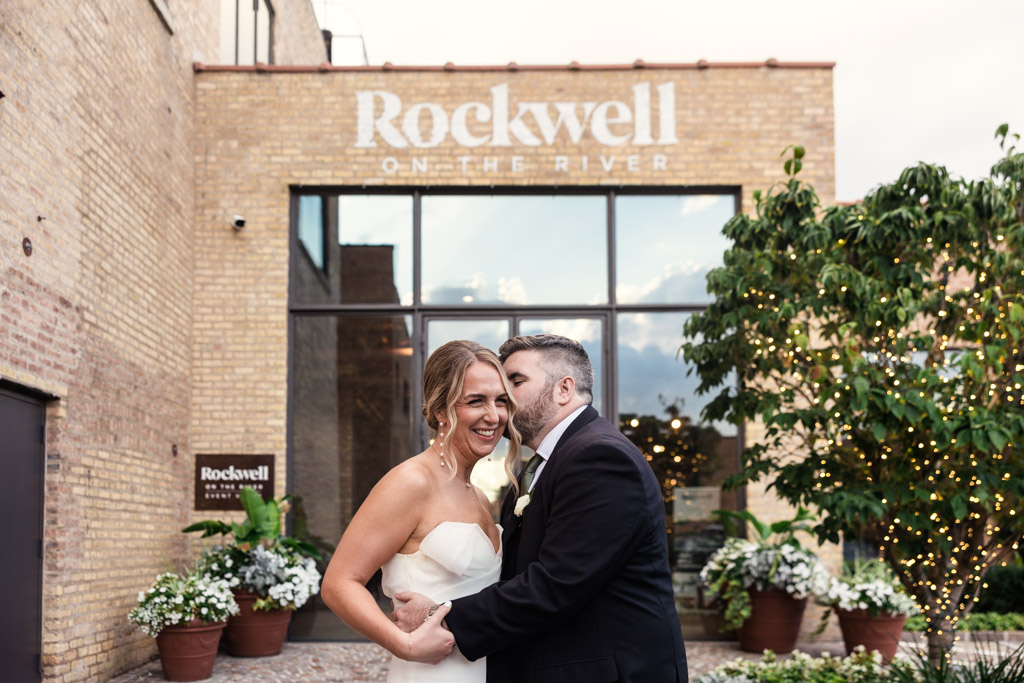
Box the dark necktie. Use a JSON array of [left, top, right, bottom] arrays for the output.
[[518, 453, 544, 493]]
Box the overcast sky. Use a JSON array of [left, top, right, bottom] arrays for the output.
[[313, 0, 1023, 202]]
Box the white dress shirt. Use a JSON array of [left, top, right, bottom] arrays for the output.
[[525, 404, 588, 493]]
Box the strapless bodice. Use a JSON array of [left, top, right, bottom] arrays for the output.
[[381, 521, 501, 682], [381, 521, 502, 604]]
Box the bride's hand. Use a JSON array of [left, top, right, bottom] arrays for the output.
[[404, 603, 454, 664], [393, 591, 436, 632]]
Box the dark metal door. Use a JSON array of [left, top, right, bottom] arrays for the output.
[[0, 384, 44, 681]]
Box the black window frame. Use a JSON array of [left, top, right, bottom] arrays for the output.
[[288, 184, 742, 458]]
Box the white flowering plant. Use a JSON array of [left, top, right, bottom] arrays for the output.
[[695, 647, 889, 683], [819, 559, 919, 617], [195, 544, 246, 590], [128, 570, 239, 637], [699, 507, 830, 631], [186, 486, 323, 612], [239, 544, 321, 610], [196, 542, 321, 611]]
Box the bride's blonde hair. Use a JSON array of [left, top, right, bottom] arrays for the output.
[[422, 340, 522, 489]]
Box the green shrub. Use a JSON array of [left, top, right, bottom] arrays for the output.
[[904, 612, 1024, 632], [976, 565, 1024, 614]]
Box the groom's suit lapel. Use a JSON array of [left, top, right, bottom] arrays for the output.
[[499, 491, 519, 579], [549, 405, 598, 455], [499, 405, 600, 570]]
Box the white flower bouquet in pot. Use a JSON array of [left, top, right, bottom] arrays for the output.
[[186, 486, 323, 611], [700, 536, 831, 631], [194, 539, 322, 612], [699, 507, 830, 641], [184, 487, 326, 657], [820, 559, 918, 617], [128, 570, 239, 637], [128, 570, 239, 679], [817, 558, 919, 661]]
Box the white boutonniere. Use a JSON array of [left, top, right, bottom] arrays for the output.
[[514, 493, 532, 517]]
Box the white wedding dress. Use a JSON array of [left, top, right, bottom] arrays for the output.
[[381, 521, 502, 682]]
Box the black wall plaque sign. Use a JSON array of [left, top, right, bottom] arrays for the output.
[[194, 454, 275, 510]]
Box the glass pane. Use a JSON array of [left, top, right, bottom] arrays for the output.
[[615, 194, 735, 304], [519, 318, 603, 416], [289, 314, 414, 640], [426, 319, 510, 358], [338, 196, 413, 306], [292, 194, 413, 306], [297, 196, 324, 270], [616, 312, 738, 640], [421, 195, 607, 305], [425, 318, 512, 506]]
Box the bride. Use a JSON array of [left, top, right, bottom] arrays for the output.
[[321, 340, 521, 682]]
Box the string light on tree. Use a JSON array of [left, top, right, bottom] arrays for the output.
[[682, 127, 1024, 666]]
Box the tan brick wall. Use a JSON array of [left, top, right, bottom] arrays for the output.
[[193, 65, 834, 197], [0, 1, 323, 680]]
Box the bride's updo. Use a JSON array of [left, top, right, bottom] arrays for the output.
[[422, 340, 521, 485]]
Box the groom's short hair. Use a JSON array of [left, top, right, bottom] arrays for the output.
[[499, 334, 594, 405]]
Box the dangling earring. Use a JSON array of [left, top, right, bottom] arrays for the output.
[[438, 423, 446, 467]]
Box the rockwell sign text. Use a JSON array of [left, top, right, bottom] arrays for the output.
[[194, 453, 275, 510], [355, 81, 679, 175]]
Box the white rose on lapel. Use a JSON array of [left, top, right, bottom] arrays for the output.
[[514, 493, 532, 517]]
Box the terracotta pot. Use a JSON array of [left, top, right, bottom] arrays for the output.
[[835, 607, 907, 663], [737, 588, 807, 654], [154, 619, 225, 681], [224, 590, 293, 657]]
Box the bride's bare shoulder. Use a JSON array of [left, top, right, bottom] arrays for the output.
[[372, 451, 437, 498]]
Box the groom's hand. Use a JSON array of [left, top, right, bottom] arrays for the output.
[[406, 603, 454, 664], [393, 591, 436, 633]]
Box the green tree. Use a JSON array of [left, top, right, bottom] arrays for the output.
[[682, 128, 1024, 664]]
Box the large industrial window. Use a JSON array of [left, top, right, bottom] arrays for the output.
[[287, 188, 741, 641]]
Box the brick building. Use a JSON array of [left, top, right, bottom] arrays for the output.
[[1, 1, 325, 680], [1, 1, 837, 679]]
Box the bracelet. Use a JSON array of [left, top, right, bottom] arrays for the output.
[[423, 600, 451, 623]]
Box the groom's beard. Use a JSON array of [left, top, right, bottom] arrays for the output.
[[513, 388, 558, 448]]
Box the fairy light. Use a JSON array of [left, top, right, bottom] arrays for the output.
[[683, 150, 1024, 665]]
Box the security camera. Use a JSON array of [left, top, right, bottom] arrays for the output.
[[232, 215, 246, 230]]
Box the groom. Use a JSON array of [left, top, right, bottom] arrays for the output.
[[397, 334, 688, 682]]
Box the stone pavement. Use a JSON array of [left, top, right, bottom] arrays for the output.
[[110, 635, 1024, 682]]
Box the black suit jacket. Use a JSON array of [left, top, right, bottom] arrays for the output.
[[446, 406, 688, 683]]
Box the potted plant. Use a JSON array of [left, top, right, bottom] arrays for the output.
[[818, 559, 919, 663], [184, 486, 322, 657], [128, 570, 238, 681], [699, 507, 830, 653]]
